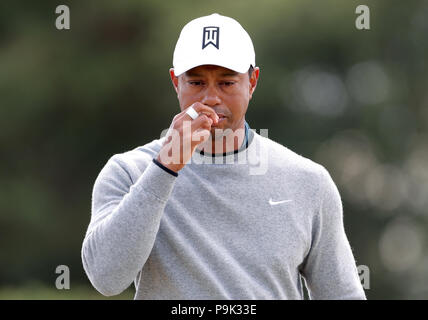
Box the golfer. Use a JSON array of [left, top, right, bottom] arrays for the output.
[[82, 13, 366, 300]]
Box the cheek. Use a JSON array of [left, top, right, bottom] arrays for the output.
[[177, 89, 195, 109], [228, 97, 248, 119]]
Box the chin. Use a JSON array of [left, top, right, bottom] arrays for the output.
[[211, 125, 234, 139]]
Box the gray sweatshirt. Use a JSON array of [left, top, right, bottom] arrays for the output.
[[81, 127, 366, 300]]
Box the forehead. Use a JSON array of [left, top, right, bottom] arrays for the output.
[[183, 65, 241, 77]]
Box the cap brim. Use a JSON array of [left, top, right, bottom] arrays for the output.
[[173, 56, 252, 76]]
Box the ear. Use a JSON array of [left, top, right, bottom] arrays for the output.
[[249, 67, 260, 100], [169, 68, 179, 94]]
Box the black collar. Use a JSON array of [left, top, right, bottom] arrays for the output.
[[199, 121, 250, 157]]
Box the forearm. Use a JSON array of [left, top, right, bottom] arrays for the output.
[[302, 166, 366, 300], [82, 160, 177, 296]]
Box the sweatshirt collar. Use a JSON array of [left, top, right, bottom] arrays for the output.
[[198, 121, 252, 158]]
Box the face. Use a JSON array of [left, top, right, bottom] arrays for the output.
[[170, 65, 260, 136]]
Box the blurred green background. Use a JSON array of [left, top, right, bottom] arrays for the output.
[[1, 0, 427, 299]]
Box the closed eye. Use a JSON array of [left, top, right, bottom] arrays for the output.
[[220, 81, 235, 86], [188, 81, 204, 86]]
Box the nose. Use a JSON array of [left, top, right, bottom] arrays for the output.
[[201, 84, 221, 107]]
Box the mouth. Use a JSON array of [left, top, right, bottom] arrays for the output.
[[213, 114, 227, 125]]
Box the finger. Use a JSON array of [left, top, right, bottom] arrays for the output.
[[181, 103, 219, 124], [192, 102, 219, 124], [192, 128, 211, 144], [190, 113, 213, 132], [182, 105, 200, 122], [179, 114, 212, 146]]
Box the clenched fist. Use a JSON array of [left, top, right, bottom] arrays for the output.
[[156, 102, 219, 173]]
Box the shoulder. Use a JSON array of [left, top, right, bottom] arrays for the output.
[[254, 132, 335, 195], [113, 137, 164, 162], [101, 137, 165, 183], [256, 132, 328, 177], [254, 133, 341, 220]]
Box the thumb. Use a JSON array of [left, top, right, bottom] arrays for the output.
[[192, 128, 211, 145]]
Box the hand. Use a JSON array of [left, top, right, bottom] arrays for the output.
[[156, 102, 219, 173]]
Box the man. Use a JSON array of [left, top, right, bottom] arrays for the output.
[[82, 13, 366, 300]]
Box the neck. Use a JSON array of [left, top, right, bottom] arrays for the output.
[[197, 120, 246, 155]]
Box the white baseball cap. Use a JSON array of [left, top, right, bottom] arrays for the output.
[[172, 13, 256, 76]]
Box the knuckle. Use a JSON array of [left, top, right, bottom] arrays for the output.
[[201, 121, 212, 130], [199, 114, 209, 122]]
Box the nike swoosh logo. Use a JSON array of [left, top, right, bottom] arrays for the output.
[[269, 198, 293, 205]]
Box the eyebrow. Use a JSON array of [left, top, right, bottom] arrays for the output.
[[220, 71, 239, 77], [184, 71, 202, 77], [184, 70, 239, 77]]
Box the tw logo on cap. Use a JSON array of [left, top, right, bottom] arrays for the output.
[[202, 26, 219, 49]]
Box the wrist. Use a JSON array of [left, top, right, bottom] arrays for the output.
[[155, 155, 183, 173]]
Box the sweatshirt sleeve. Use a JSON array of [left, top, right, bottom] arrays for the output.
[[300, 167, 366, 300], [81, 155, 177, 296]]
